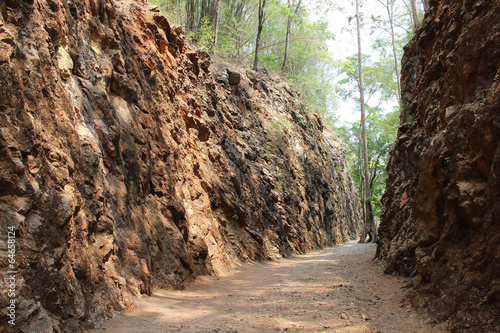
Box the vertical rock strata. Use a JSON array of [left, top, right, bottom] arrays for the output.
[[0, 0, 362, 331], [377, 1, 500, 331]]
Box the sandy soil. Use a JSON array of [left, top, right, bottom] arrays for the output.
[[91, 242, 447, 333]]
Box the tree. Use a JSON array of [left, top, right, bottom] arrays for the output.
[[373, 0, 402, 108], [423, 0, 429, 11], [185, 0, 198, 32], [217, 0, 259, 60], [354, 0, 376, 243], [281, 0, 303, 74], [338, 110, 399, 223], [197, 16, 214, 52], [335, 54, 401, 226], [254, 0, 267, 70], [150, 0, 336, 119], [336, 54, 400, 106], [409, 0, 420, 31], [213, 0, 221, 53]]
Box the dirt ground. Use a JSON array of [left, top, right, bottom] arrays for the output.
[[91, 242, 448, 333]]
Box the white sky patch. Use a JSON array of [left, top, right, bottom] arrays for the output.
[[308, 0, 400, 126]]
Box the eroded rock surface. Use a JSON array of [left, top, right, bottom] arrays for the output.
[[0, 0, 362, 331], [377, 1, 500, 331]]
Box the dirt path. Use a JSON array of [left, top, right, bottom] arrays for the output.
[[91, 242, 447, 333]]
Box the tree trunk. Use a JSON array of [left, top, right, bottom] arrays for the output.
[[281, 2, 292, 74], [186, 0, 195, 33], [355, 0, 376, 244], [423, 0, 429, 11], [281, 0, 301, 74], [358, 124, 366, 233], [365, 201, 377, 242], [410, 0, 420, 31], [253, 0, 266, 71], [386, 0, 401, 108], [213, 0, 221, 54]]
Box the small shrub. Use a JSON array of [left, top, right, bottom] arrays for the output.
[[197, 17, 213, 52]]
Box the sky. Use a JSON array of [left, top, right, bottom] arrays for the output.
[[328, 1, 390, 125], [309, 0, 404, 126]]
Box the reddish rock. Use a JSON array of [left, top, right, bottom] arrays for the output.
[[0, 0, 362, 331], [377, 1, 500, 331]]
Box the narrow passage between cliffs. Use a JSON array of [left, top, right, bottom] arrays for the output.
[[91, 242, 446, 333]]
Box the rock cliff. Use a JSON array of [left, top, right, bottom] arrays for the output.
[[377, 0, 500, 331], [0, 0, 362, 331]]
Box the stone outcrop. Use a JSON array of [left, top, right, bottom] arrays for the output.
[[0, 0, 362, 331], [377, 1, 500, 331]]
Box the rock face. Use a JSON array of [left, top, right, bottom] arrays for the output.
[[377, 1, 500, 331], [0, 0, 362, 331]]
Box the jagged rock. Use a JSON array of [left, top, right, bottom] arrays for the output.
[[57, 47, 73, 79], [227, 68, 241, 85], [197, 48, 211, 73], [377, 1, 500, 332], [0, 0, 362, 332]]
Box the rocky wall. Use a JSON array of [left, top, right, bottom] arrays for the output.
[[376, 1, 500, 331], [0, 0, 363, 331]]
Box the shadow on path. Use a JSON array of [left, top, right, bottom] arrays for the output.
[[91, 241, 447, 333]]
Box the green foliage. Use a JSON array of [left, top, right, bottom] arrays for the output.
[[338, 109, 399, 219], [261, 144, 276, 159], [334, 163, 344, 173], [197, 16, 214, 52], [296, 118, 306, 128], [270, 122, 281, 131], [280, 115, 291, 128], [282, 185, 290, 196], [335, 54, 398, 105], [406, 114, 417, 126], [332, 0, 414, 220], [149, 0, 338, 124], [259, 13, 338, 121], [147, 0, 413, 222], [150, 0, 187, 29], [216, 0, 259, 59]]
